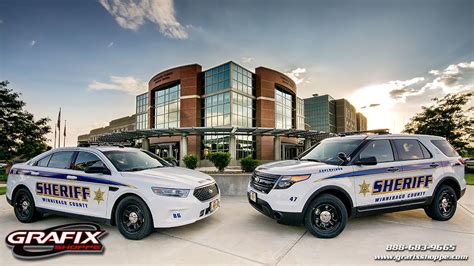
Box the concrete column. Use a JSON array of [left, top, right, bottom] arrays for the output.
[[141, 137, 150, 151], [229, 134, 237, 160], [274, 136, 281, 161], [179, 134, 188, 166], [304, 138, 312, 151]]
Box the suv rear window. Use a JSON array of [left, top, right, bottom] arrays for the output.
[[431, 139, 459, 157], [393, 139, 431, 160]]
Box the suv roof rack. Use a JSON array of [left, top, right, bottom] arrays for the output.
[[338, 128, 390, 137]]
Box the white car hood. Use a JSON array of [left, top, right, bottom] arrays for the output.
[[256, 160, 343, 176], [120, 167, 214, 189]]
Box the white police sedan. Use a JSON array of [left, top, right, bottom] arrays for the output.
[[6, 146, 220, 240]]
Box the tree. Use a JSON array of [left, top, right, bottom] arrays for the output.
[[403, 92, 473, 153], [0, 81, 51, 161]]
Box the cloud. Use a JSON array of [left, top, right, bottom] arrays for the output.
[[386, 77, 426, 100], [424, 61, 474, 94], [107, 41, 114, 47], [88, 75, 147, 95], [29, 40, 36, 46], [99, 0, 188, 39], [241, 57, 254, 64], [285, 67, 307, 85], [348, 61, 474, 133], [0, 19, 3, 24]]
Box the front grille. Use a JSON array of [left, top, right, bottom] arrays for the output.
[[193, 183, 219, 201], [250, 171, 280, 194]]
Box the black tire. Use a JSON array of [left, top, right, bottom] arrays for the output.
[[424, 185, 457, 221], [115, 195, 154, 240], [13, 187, 42, 223], [304, 194, 348, 238]]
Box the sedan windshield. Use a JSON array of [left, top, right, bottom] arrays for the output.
[[103, 150, 165, 172], [300, 138, 363, 165]]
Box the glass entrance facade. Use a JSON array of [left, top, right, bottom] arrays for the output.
[[275, 88, 293, 129], [154, 84, 180, 129], [129, 61, 309, 162]]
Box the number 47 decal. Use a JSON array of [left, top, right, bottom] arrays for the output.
[[289, 197, 298, 202]]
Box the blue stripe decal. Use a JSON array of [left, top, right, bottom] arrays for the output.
[[15, 169, 129, 187], [324, 161, 449, 180]]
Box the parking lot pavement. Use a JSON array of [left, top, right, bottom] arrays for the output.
[[1, 190, 473, 265]]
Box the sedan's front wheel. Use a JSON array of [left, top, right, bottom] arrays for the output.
[[115, 196, 154, 240]]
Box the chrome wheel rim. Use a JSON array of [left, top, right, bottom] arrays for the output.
[[122, 204, 144, 233], [312, 203, 340, 231], [438, 191, 455, 217], [15, 194, 31, 219]]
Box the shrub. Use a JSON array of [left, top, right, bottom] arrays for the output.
[[0, 169, 7, 182], [240, 156, 260, 172], [207, 152, 231, 172], [163, 156, 175, 161], [183, 154, 198, 169]]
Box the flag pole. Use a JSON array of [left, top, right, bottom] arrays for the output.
[[57, 108, 61, 148], [54, 124, 57, 149], [63, 120, 66, 147]]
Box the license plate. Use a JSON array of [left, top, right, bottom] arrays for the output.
[[210, 199, 220, 212], [249, 191, 257, 202]]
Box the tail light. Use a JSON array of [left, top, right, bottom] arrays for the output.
[[458, 158, 465, 165]]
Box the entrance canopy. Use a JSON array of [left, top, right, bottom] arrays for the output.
[[96, 127, 335, 143]]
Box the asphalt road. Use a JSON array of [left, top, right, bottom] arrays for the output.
[[1, 188, 473, 265]]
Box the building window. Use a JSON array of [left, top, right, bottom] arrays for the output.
[[275, 89, 292, 129], [231, 92, 253, 127], [204, 92, 231, 127], [136, 93, 148, 130], [296, 97, 305, 129], [204, 63, 231, 94], [154, 84, 180, 129], [231, 63, 253, 96], [203, 135, 230, 157], [236, 135, 255, 159]]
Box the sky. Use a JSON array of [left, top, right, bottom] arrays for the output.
[[0, 0, 473, 147]]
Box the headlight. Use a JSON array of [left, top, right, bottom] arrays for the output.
[[151, 187, 190, 198], [275, 175, 311, 189]]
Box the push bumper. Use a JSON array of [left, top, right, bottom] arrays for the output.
[[247, 192, 303, 225]]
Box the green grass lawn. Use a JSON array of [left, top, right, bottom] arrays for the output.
[[465, 173, 474, 185], [0, 187, 5, 195]]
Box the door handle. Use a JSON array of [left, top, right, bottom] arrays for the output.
[[387, 167, 400, 173], [66, 175, 77, 180], [30, 171, 40, 176], [429, 163, 439, 168]]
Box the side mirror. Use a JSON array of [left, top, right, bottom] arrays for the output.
[[85, 165, 111, 175], [354, 156, 378, 166], [337, 152, 349, 164]]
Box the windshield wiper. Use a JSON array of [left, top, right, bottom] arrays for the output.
[[124, 167, 149, 172], [300, 158, 321, 162], [125, 165, 164, 172]]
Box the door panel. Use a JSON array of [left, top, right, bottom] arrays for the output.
[[67, 151, 110, 218], [392, 139, 436, 202], [354, 140, 405, 208]]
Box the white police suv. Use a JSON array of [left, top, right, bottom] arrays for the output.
[[6, 146, 220, 240], [248, 134, 466, 238]]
